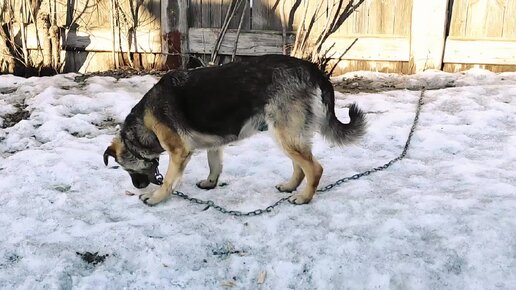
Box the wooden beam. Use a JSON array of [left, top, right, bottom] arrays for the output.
[[177, 0, 190, 68], [443, 39, 516, 65], [162, 0, 189, 68], [410, 0, 449, 72], [188, 28, 294, 55], [24, 25, 162, 53], [323, 36, 410, 62]]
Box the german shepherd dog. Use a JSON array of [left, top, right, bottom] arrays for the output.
[[104, 55, 366, 206]]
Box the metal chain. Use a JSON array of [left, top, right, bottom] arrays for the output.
[[172, 90, 425, 217]]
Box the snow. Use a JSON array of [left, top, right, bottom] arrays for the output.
[[0, 69, 515, 289]]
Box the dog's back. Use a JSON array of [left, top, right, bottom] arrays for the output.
[[143, 55, 365, 148]]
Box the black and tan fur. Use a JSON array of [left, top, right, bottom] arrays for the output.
[[104, 55, 366, 205]]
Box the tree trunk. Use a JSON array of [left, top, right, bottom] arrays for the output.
[[50, 25, 60, 70], [0, 27, 16, 73], [41, 14, 52, 67]]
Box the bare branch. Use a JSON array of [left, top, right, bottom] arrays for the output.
[[328, 37, 358, 75], [232, 0, 248, 61]]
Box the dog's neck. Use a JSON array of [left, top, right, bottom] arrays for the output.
[[121, 114, 164, 160]]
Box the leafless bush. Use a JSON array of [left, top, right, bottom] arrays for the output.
[[289, 0, 365, 73]]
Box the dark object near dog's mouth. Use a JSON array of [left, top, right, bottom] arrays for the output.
[[129, 166, 163, 189], [130, 173, 150, 188]]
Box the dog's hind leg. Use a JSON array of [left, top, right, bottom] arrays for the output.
[[276, 161, 304, 193], [197, 147, 223, 190], [273, 129, 323, 204]]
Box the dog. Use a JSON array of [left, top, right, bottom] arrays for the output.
[[103, 55, 366, 206]]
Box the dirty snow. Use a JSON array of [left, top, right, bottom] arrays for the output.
[[0, 69, 515, 289]]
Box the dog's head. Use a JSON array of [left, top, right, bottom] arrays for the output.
[[103, 135, 163, 189]]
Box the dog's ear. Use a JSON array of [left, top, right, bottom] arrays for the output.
[[104, 136, 123, 166], [103, 146, 116, 166]]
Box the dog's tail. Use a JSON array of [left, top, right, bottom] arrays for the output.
[[318, 78, 366, 145]]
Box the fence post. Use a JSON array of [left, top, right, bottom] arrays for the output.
[[410, 0, 449, 72], [162, 0, 189, 69]]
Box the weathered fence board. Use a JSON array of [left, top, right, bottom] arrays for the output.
[[3, 0, 516, 74], [323, 36, 410, 61], [410, 0, 449, 72], [444, 39, 516, 65], [188, 27, 293, 55], [450, 0, 516, 39], [333, 0, 411, 36], [190, 0, 204, 27], [23, 25, 162, 53], [445, 0, 516, 69], [252, 0, 281, 30], [189, 0, 252, 29], [45, 0, 161, 29]]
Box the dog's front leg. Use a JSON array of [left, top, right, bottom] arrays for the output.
[[196, 147, 223, 189], [141, 111, 194, 206], [140, 149, 192, 206]]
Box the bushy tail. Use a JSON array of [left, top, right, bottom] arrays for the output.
[[322, 103, 367, 145], [319, 78, 366, 145]]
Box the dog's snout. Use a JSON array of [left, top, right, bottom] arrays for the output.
[[130, 173, 150, 189], [133, 180, 149, 189]]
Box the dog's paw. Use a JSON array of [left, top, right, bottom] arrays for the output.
[[288, 193, 312, 205], [196, 179, 217, 190], [275, 183, 296, 193], [139, 191, 167, 206]]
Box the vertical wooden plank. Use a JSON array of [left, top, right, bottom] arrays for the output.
[[382, 0, 396, 34], [410, 0, 449, 72], [179, 0, 190, 67], [502, 0, 516, 39], [464, 0, 486, 37], [241, 0, 252, 30], [252, 0, 268, 29], [224, 0, 251, 29], [148, 0, 163, 29], [161, 0, 172, 66], [444, 0, 515, 70], [163, 0, 189, 68], [465, 0, 508, 38], [353, 0, 370, 34], [285, 0, 302, 32], [190, 0, 204, 28], [268, 0, 283, 30], [449, 0, 467, 37], [202, 0, 211, 27], [393, 0, 412, 36], [252, 0, 283, 30], [210, 0, 223, 27], [484, 0, 506, 37], [368, 0, 388, 34]]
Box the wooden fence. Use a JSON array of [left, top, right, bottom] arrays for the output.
[[173, 0, 516, 73], [2, 0, 516, 74]]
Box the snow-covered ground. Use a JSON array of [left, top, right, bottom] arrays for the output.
[[0, 69, 515, 289]]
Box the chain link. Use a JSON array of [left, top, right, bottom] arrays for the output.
[[171, 90, 425, 217]]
